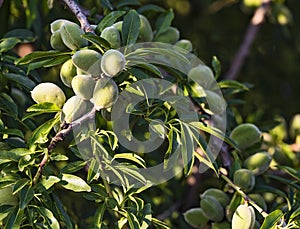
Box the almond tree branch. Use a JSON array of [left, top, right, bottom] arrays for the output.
[[225, 0, 271, 80], [62, 0, 95, 33], [33, 108, 97, 185]]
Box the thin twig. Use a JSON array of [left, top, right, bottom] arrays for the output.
[[62, 0, 95, 33], [33, 108, 97, 185], [225, 0, 271, 80]]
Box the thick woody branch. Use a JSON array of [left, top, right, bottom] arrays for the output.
[[225, 0, 271, 80], [33, 108, 97, 185], [62, 0, 95, 33]]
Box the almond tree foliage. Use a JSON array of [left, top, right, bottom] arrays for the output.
[[0, 0, 299, 228]]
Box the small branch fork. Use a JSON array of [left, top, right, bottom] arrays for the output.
[[225, 0, 272, 80], [33, 108, 97, 185]]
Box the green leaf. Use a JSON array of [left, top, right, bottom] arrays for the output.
[[52, 193, 74, 229], [4, 73, 36, 91], [26, 102, 60, 113], [289, 206, 300, 221], [60, 161, 88, 173], [154, 9, 174, 39], [12, 178, 30, 195], [15, 50, 70, 65], [96, 11, 126, 33], [18, 154, 35, 171], [38, 207, 60, 229], [0, 38, 20, 53], [81, 33, 110, 51], [151, 217, 170, 229], [0, 148, 34, 161], [122, 9, 141, 50], [27, 55, 70, 73], [0, 128, 24, 138], [137, 4, 165, 14], [101, 0, 114, 10], [19, 185, 34, 209], [212, 56, 221, 79], [4, 29, 36, 42], [3, 206, 24, 229], [116, 0, 141, 8], [218, 80, 249, 91], [40, 175, 60, 190], [113, 153, 146, 168], [94, 202, 106, 227], [0, 93, 18, 117], [260, 210, 283, 229], [140, 203, 152, 229], [180, 122, 195, 176], [129, 62, 163, 78], [28, 116, 60, 151], [60, 174, 91, 192], [127, 211, 140, 229], [87, 158, 100, 183]]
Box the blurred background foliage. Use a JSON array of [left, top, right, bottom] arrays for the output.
[[1, 0, 299, 129]]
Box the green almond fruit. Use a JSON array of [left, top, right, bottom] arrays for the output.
[[201, 188, 230, 207], [100, 26, 121, 49], [50, 19, 69, 33], [243, 151, 272, 175], [183, 208, 209, 228], [50, 30, 68, 51], [72, 49, 102, 76], [91, 77, 119, 110], [154, 26, 180, 44], [232, 204, 255, 229], [60, 59, 77, 87], [188, 64, 215, 89], [60, 21, 88, 50], [0, 185, 18, 206], [230, 123, 262, 150], [138, 14, 153, 42], [71, 75, 96, 100], [101, 49, 126, 77], [205, 90, 226, 115], [200, 196, 224, 222], [233, 169, 255, 193], [31, 82, 66, 108], [113, 21, 123, 32], [175, 39, 193, 52], [62, 95, 93, 123]]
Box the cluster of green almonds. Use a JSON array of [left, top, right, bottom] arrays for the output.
[[31, 19, 129, 124], [184, 188, 231, 228], [229, 123, 272, 193]]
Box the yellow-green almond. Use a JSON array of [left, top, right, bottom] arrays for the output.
[[101, 49, 126, 77], [232, 204, 255, 229], [175, 39, 193, 52], [72, 49, 102, 76], [188, 64, 215, 89], [62, 95, 93, 123], [60, 21, 88, 50], [71, 75, 96, 100], [233, 169, 255, 193], [60, 59, 77, 87], [31, 82, 66, 108], [244, 151, 272, 175], [154, 26, 180, 44], [91, 77, 119, 110], [100, 26, 121, 49], [113, 21, 123, 33], [138, 14, 153, 42], [50, 19, 69, 33], [50, 31, 68, 51], [230, 123, 262, 150]]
